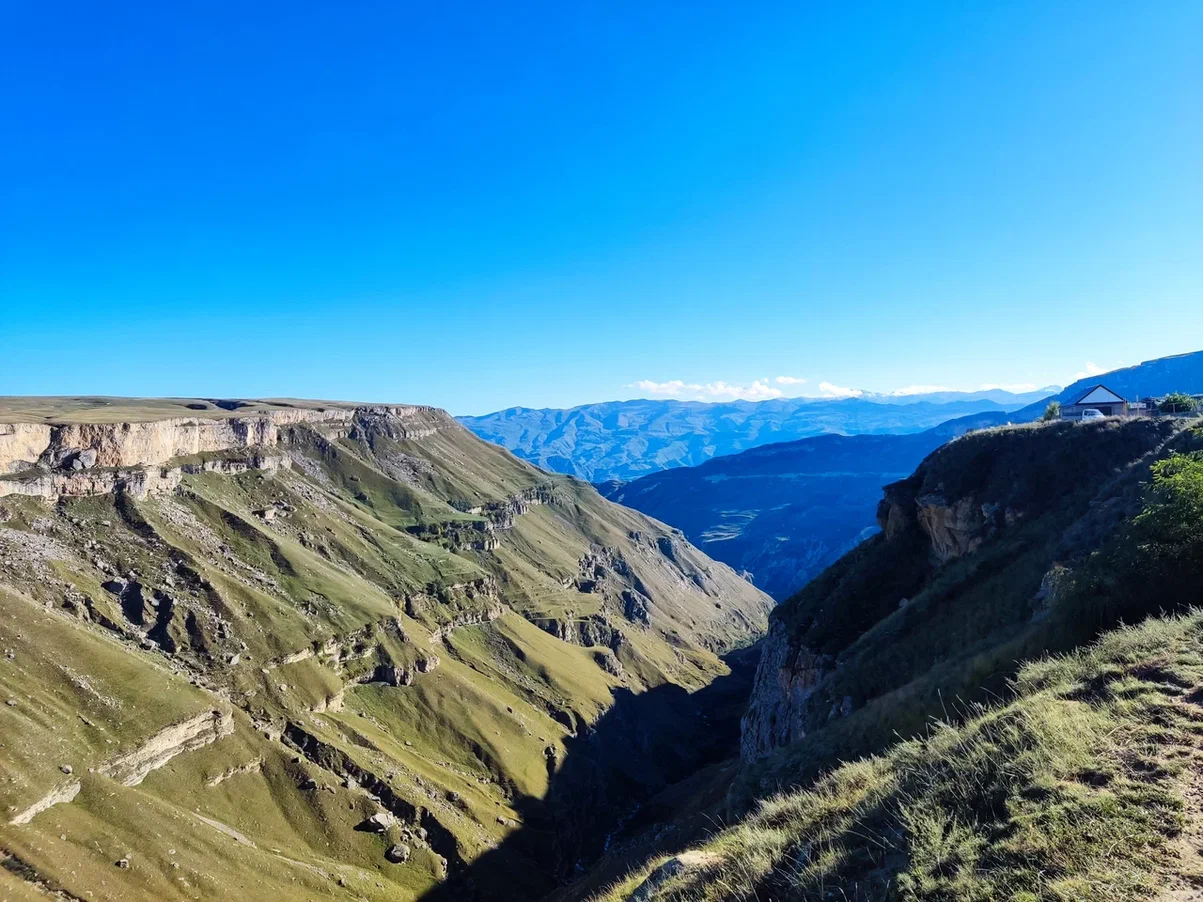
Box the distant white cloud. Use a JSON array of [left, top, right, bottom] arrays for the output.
[[627, 376, 1051, 404], [818, 381, 863, 399], [629, 379, 784, 402], [1072, 362, 1109, 380], [886, 385, 955, 396]]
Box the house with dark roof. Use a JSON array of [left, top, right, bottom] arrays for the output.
[[1061, 384, 1131, 419]]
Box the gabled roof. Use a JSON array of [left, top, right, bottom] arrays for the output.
[[1072, 384, 1127, 406]]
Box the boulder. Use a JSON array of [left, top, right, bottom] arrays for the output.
[[385, 843, 410, 863], [361, 811, 398, 833]]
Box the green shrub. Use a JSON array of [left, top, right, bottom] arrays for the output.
[[1042, 400, 1061, 421], [1158, 392, 1199, 414], [1056, 450, 1203, 632]]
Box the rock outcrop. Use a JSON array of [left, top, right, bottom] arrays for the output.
[[8, 780, 82, 826], [0, 423, 53, 474], [0, 453, 293, 500], [99, 709, 235, 786], [739, 418, 1182, 762], [739, 619, 832, 760]]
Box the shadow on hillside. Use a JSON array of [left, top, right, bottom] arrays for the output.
[[419, 645, 761, 902]]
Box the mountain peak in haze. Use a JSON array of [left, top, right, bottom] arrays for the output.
[[460, 387, 1052, 482]]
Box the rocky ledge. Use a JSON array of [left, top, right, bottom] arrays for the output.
[[0, 404, 453, 500]]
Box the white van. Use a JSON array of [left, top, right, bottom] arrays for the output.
[[1080, 408, 1106, 421]]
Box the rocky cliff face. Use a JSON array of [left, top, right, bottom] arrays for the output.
[[0, 422, 53, 474], [0, 404, 449, 500], [739, 418, 1181, 762], [739, 619, 833, 760], [878, 481, 1018, 565]]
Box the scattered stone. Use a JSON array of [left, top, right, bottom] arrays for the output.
[[60, 764, 73, 775], [116, 857, 130, 869]]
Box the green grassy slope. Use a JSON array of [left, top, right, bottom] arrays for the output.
[[592, 421, 1203, 901], [598, 613, 1203, 901], [0, 403, 772, 901]]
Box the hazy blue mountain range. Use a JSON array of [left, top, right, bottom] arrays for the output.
[[459, 389, 1054, 482], [597, 350, 1203, 601], [599, 410, 1012, 600]]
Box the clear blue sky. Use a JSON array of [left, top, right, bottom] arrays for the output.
[[1, 1, 1199, 414]]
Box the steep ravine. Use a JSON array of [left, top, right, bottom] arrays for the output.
[[419, 646, 763, 901], [0, 399, 772, 902]]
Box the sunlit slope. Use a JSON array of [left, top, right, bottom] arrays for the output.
[[0, 403, 771, 901]]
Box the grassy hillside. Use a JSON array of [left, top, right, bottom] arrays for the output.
[[0, 402, 772, 901], [598, 612, 1203, 901], [590, 419, 1203, 901], [740, 418, 1187, 766]]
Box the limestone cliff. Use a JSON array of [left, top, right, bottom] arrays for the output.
[[0, 422, 53, 474], [0, 403, 451, 499]]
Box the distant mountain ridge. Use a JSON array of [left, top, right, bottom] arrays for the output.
[[460, 388, 1053, 483], [1014, 349, 1203, 417], [597, 350, 1203, 600], [600, 410, 1014, 600]]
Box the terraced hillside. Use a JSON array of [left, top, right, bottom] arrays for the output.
[[0, 398, 772, 901]]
